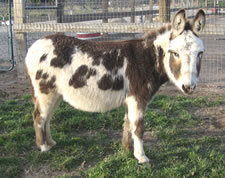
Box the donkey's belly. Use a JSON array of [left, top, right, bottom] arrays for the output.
[[61, 86, 126, 112]]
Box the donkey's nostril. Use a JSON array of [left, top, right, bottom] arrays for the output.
[[182, 84, 186, 91], [182, 84, 196, 94]]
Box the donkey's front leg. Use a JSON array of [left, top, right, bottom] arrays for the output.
[[126, 96, 149, 164]]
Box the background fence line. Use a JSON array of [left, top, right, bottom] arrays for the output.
[[13, 23, 225, 35], [0, 0, 224, 86]]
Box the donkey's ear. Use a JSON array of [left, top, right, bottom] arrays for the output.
[[192, 9, 206, 33], [172, 9, 186, 35]]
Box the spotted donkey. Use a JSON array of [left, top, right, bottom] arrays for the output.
[[25, 9, 206, 163]]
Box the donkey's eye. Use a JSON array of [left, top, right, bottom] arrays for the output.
[[173, 52, 179, 58], [168, 50, 179, 58]]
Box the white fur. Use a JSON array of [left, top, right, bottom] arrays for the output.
[[166, 31, 204, 92], [58, 55, 129, 112], [153, 28, 204, 94], [126, 96, 149, 163], [40, 144, 50, 152], [153, 30, 171, 51]]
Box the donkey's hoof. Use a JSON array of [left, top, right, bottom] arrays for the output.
[[40, 144, 51, 152], [48, 140, 56, 147], [137, 155, 150, 164]]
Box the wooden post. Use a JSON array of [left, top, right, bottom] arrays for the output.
[[197, 0, 200, 7], [213, 0, 217, 14], [130, 0, 135, 23], [14, 0, 27, 79], [159, 0, 170, 23], [149, 0, 153, 22], [205, 0, 208, 9], [171, 0, 174, 7], [214, 0, 216, 7], [102, 0, 108, 23]]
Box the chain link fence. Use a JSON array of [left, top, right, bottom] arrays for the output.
[[5, 0, 225, 88], [0, 1, 13, 70]]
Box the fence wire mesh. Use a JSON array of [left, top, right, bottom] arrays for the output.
[[9, 0, 225, 88], [0, 1, 12, 69]]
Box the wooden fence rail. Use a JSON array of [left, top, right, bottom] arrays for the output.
[[13, 23, 225, 35]]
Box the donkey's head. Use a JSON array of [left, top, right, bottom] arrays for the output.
[[165, 9, 205, 94]]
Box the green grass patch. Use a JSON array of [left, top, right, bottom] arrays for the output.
[[0, 94, 225, 177]]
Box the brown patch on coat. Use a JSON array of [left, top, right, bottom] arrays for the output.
[[36, 70, 43, 80], [69, 65, 88, 89], [45, 33, 80, 68], [40, 54, 48, 63], [35, 70, 49, 81], [169, 54, 181, 79], [80, 43, 124, 72], [102, 49, 120, 71], [183, 21, 198, 37], [157, 47, 165, 68], [170, 21, 196, 39], [97, 74, 124, 91], [145, 24, 171, 40], [45, 33, 125, 72], [125, 36, 168, 109], [183, 21, 192, 31], [167, 24, 172, 31], [42, 72, 49, 80], [145, 31, 157, 40], [97, 74, 113, 90], [33, 103, 46, 147], [86, 68, 97, 79], [122, 113, 133, 151], [33, 102, 41, 120], [134, 118, 144, 139], [39, 76, 56, 94], [159, 26, 166, 34], [112, 75, 124, 90]]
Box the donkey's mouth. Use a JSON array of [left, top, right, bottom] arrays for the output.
[[182, 84, 196, 94]]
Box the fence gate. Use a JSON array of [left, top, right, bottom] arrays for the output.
[[0, 0, 14, 73]]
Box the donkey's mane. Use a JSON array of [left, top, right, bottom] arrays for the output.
[[144, 24, 172, 40]]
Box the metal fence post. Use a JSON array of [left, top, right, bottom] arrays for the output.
[[13, 0, 27, 79], [102, 0, 108, 23], [56, 0, 64, 23]]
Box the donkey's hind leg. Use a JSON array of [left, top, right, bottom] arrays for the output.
[[33, 92, 61, 152], [122, 112, 133, 151]]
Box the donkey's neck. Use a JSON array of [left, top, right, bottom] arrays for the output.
[[152, 25, 172, 54], [143, 25, 172, 84]]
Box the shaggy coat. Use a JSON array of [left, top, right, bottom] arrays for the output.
[[25, 9, 206, 163]]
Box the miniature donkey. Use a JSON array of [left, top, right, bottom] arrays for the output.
[[25, 9, 205, 163]]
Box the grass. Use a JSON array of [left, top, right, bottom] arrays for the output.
[[0, 94, 225, 177]]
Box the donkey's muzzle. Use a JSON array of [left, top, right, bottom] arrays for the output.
[[182, 84, 196, 94]]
